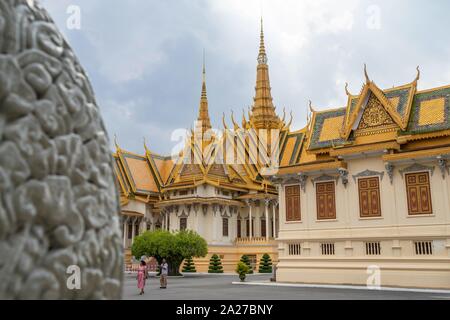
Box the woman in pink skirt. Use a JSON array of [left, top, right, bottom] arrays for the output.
[[137, 260, 148, 295]]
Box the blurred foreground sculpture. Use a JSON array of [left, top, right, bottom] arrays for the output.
[[0, 0, 123, 299]]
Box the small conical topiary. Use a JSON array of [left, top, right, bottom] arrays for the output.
[[258, 253, 272, 273], [240, 255, 253, 274], [182, 256, 196, 273], [208, 254, 224, 273]]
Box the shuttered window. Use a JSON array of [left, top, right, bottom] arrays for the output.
[[246, 219, 254, 236], [316, 182, 336, 220], [222, 218, 229, 237], [179, 217, 187, 231], [358, 177, 382, 217], [285, 185, 301, 221], [237, 219, 241, 238], [261, 219, 266, 237], [405, 172, 433, 215]]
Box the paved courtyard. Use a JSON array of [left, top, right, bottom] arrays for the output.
[[122, 273, 450, 300]]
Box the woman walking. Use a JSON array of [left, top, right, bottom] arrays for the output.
[[137, 260, 148, 295]]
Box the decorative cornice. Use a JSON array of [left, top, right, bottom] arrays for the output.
[[352, 169, 385, 183], [399, 163, 435, 177], [311, 174, 339, 186]]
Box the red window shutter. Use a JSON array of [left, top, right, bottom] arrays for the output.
[[285, 185, 301, 222], [358, 177, 381, 217], [406, 172, 432, 215], [316, 182, 336, 220]]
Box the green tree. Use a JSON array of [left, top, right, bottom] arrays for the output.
[[240, 255, 253, 274], [131, 229, 207, 276], [258, 253, 272, 273], [208, 254, 223, 273], [182, 256, 196, 273], [235, 262, 250, 281]]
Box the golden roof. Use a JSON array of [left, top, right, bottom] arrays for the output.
[[114, 23, 450, 198]]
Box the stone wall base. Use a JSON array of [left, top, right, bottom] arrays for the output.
[[276, 259, 450, 289]]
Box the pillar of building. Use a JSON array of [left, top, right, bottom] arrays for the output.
[[123, 216, 128, 248], [246, 200, 253, 238], [264, 199, 270, 240], [272, 200, 277, 238], [131, 217, 136, 244]]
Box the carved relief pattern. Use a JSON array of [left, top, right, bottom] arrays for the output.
[[0, 1, 122, 299], [358, 94, 395, 130]]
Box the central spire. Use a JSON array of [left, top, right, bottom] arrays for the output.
[[197, 52, 212, 133], [250, 18, 280, 130], [258, 17, 268, 65]]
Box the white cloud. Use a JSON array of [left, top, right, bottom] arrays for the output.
[[41, 0, 450, 154]]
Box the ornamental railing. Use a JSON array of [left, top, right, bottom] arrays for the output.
[[234, 237, 275, 245]]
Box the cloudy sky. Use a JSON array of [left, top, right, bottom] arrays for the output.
[[40, 0, 450, 155]]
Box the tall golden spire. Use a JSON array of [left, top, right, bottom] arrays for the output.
[[250, 18, 280, 130], [197, 51, 212, 133]]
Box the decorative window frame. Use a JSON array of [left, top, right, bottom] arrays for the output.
[[284, 183, 302, 223], [354, 174, 383, 219], [352, 169, 385, 183], [401, 166, 434, 217], [310, 174, 339, 186], [312, 176, 338, 222], [399, 163, 435, 177]]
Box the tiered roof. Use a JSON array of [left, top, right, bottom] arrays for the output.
[[114, 21, 450, 204]]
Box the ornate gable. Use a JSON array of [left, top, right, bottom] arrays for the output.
[[355, 93, 398, 136]]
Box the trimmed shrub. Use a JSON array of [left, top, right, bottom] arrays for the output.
[[182, 256, 196, 273], [258, 253, 273, 273], [208, 254, 223, 273]]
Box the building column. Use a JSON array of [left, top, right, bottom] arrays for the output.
[[264, 199, 270, 240], [131, 217, 136, 244], [123, 216, 128, 248], [272, 200, 278, 238], [246, 200, 253, 238]]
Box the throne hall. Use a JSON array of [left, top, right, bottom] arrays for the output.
[[113, 20, 450, 287]]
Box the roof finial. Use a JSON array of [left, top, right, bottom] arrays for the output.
[[242, 108, 248, 127], [286, 111, 293, 128], [414, 65, 420, 83], [197, 52, 211, 133], [364, 63, 370, 84], [309, 100, 315, 113], [114, 134, 120, 150], [222, 112, 228, 130], [345, 82, 351, 96], [257, 17, 267, 64], [231, 110, 239, 130], [202, 49, 206, 82]]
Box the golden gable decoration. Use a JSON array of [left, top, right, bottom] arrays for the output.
[[358, 94, 396, 130]]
